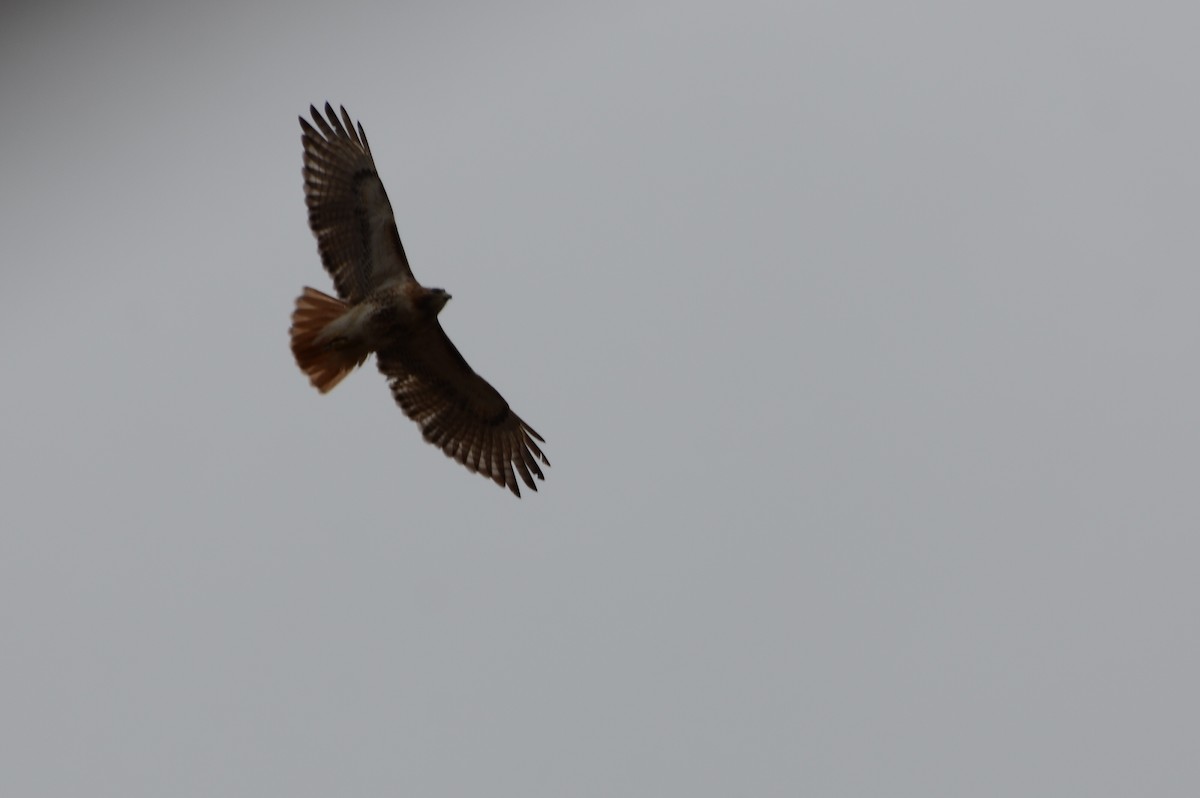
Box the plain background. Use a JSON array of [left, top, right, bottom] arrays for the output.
[[2, 1, 1198, 795]]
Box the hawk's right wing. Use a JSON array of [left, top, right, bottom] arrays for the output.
[[300, 103, 414, 302]]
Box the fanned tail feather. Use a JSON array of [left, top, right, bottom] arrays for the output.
[[290, 287, 368, 393]]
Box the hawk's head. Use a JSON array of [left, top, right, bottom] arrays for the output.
[[421, 287, 452, 316]]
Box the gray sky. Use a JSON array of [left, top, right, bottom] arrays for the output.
[[2, 1, 1198, 795]]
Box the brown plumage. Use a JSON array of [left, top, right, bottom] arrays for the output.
[[289, 103, 549, 496]]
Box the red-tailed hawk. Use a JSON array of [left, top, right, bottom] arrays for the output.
[[289, 103, 549, 497]]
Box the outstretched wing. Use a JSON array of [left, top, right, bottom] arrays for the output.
[[300, 103, 414, 303], [377, 325, 550, 497]]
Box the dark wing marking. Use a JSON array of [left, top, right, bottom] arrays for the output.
[[377, 324, 549, 497], [300, 103, 413, 302]]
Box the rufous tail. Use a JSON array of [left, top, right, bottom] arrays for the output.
[[290, 287, 369, 393]]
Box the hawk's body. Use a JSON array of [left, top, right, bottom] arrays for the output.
[[290, 103, 548, 496]]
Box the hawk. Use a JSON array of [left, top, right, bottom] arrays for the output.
[[289, 103, 549, 497]]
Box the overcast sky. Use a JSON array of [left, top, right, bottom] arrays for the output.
[[2, 1, 1199, 795]]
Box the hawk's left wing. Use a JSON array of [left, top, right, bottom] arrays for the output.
[[377, 325, 549, 497], [300, 103, 414, 303]]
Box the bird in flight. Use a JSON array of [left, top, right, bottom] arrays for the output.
[[289, 103, 549, 496]]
